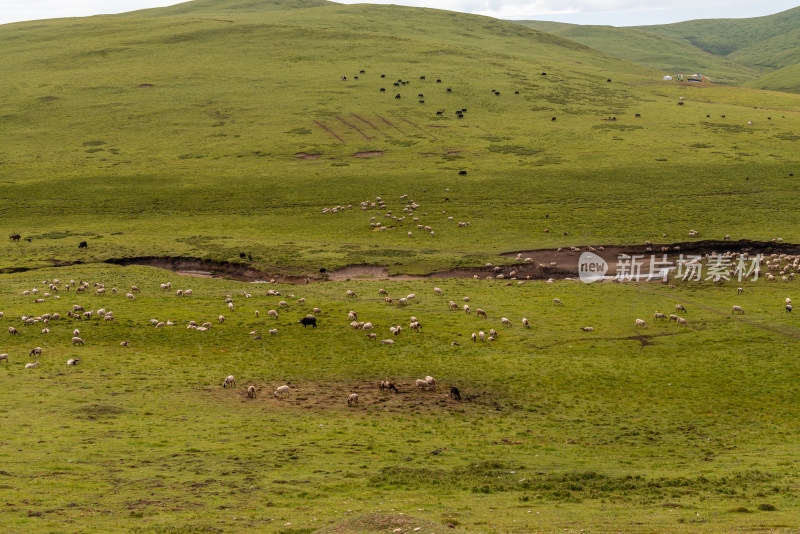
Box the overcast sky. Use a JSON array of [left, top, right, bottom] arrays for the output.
[[1, 0, 798, 27]]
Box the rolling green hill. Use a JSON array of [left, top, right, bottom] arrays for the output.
[[518, 7, 800, 92], [515, 20, 765, 85], [1, 0, 800, 276]]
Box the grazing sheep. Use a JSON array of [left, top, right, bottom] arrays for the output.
[[449, 301, 458, 309], [30, 347, 42, 357], [676, 304, 687, 313], [471, 332, 477, 341], [362, 321, 373, 330], [156, 321, 165, 328], [787, 304, 793, 313], [476, 309, 487, 318], [348, 311, 358, 320], [786, 298, 792, 305], [71, 336, 84, 345], [425, 376, 437, 390], [580, 326, 594, 332], [279, 300, 288, 308], [269, 329, 278, 335], [522, 317, 530, 328], [737, 287, 744, 294], [434, 287, 443, 295], [126, 293, 136, 300], [379, 380, 399, 393], [345, 290, 357, 298], [247, 385, 257, 398], [41, 328, 49, 334], [274, 385, 290, 398], [120, 341, 129, 347], [635, 319, 648, 328], [130, 285, 140, 293], [478, 331, 485, 341], [732, 305, 745, 314], [676, 317, 687, 325], [365, 333, 377, 339], [25, 361, 39, 369], [184, 289, 192, 297], [654, 312, 667, 320], [223, 375, 236, 388], [227, 302, 234, 311], [464, 304, 470, 314], [0, 353, 7, 364], [501, 317, 511, 327], [347, 393, 359, 406], [67, 358, 80, 366], [176, 289, 183, 296], [669, 314, 679, 322], [449, 386, 461, 400], [398, 298, 408, 306], [381, 339, 395, 344], [415, 378, 428, 390], [297, 298, 305, 304], [218, 315, 225, 323], [9, 326, 19, 335], [255, 310, 260, 318], [463, 297, 469, 302], [268, 310, 278, 319]]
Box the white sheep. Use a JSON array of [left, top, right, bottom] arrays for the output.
[[268, 310, 278, 319], [67, 358, 80, 366], [223, 375, 236, 388], [247, 385, 257, 398], [471, 332, 477, 341], [676, 317, 687, 326], [449, 301, 458, 309], [8, 326, 19, 335], [381, 339, 395, 344], [434, 287, 443, 295], [72, 336, 84, 345], [732, 305, 745, 314], [218, 315, 225, 323], [425, 376, 437, 390], [676, 304, 687, 313], [126, 293, 136, 300], [345, 290, 357, 298], [25, 361, 39, 369], [156, 321, 165, 328], [501, 317, 511, 327], [274, 385, 290, 398], [581, 326, 594, 332], [347, 393, 359, 406], [120, 341, 129, 347], [0, 353, 8, 364], [635, 319, 647, 328], [184, 289, 193, 296], [464, 304, 470, 314], [41, 328, 49, 334], [228, 302, 234, 311], [553, 298, 562, 305], [279, 301, 288, 307], [269, 329, 278, 335], [522, 317, 530, 328], [30, 347, 42, 357], [415, 378, 428, 390]]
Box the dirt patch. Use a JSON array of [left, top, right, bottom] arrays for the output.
[[104, 256, 310, 284], [295, 152, 321, 159], [38, 96, 58, 102], [354, 151, 383, 157], [317, 512, 446, 534], [138, 83, 154, 88]]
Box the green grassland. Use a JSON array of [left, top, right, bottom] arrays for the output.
[[1, 265, 800, 532], [519, 7, 800, 92], [3, 2, 800, 531], [1, 1, 800, 275]]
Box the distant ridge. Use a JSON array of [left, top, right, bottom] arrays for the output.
[[516, 6, 800, 93], [125, 0, 332, 17]]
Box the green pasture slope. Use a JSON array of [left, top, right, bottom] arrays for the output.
[[2, 2, 800, 531], [1, 0, 800, 275], [2, 265, 800, 532]]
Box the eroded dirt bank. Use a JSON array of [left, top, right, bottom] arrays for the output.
[[95, 240, 794, 284]]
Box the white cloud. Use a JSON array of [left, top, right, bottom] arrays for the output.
[[2, 0, 798, 26]]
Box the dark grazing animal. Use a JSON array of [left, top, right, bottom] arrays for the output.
[[9, 233, 20, 241], [78, 241, 88, 248], [449, 386, 461, 400], [299, 316, 317, 328]]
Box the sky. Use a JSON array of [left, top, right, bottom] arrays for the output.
[[1, 0, 798, 27]]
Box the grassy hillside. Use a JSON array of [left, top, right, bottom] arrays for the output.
[[515, 21, 764, 85], [2, 0, 799, 275]]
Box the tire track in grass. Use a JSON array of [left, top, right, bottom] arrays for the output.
[[352, 114, 391, 138], [335, 116, 371, 141], [400, 117, 438, 140], [376, 114, 408, 136], [313, 120, 345, 144], [636, 285, 800, 340]]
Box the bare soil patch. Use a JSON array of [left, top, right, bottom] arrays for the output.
[[138, 83, 154, 88], [295, 152, 321, 159]]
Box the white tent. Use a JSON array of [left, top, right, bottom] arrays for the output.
[[663, 75, 673, 81]]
